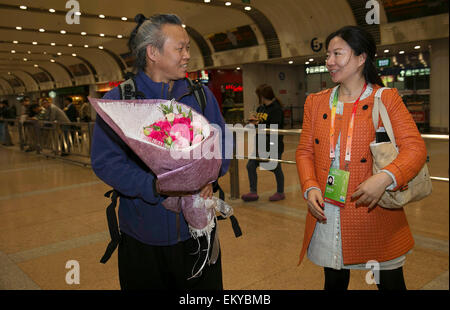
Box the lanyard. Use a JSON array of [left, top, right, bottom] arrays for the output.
[[329, 83, 367, 169]]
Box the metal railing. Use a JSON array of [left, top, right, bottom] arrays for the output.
[[1, 119, 448, 199], [0, 118, 94, 166], [227, 126, 449, 199]]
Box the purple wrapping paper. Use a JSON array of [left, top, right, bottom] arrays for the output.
[[89, 97, 222, 230]]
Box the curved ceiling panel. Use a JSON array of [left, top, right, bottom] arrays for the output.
[[9, 70, 38, 92], [74, 49, 124, 83], [256, 0, 356, 58], [37, 63, 73, 89], [0, 77, 14, 95]]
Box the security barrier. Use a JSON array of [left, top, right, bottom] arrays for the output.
[[0, 119, 448, 198], [227, 126, 449, 199], [0, 118, 94, 166]]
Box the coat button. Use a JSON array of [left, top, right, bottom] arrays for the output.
[[362, 105, 368, 110], [361, 158, 367, 163], [315, 138, 319, 144], [323, 113, 327, 119]]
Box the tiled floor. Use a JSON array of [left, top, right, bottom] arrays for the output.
[[0, 135, 448, 290]]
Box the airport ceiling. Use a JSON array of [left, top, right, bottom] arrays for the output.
[[0, 0, 447, 95]]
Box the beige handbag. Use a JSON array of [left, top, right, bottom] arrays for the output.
[[370, 87, 432, 209]]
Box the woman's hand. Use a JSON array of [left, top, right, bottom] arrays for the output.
[[199, 183, 213, 199], [351, 172, 393, 210], [306, 188, 327, 223]]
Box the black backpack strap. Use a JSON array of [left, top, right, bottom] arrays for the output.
[[214, 182, 242, 238], [119, 77, 146, 100], [185, 78, 207, 114], [100, 189, 121, 264]]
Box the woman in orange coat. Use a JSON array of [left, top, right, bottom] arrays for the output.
[[296, 26, 427, 290]]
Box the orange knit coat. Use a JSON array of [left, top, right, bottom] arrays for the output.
[[295, 85, 427, 266]]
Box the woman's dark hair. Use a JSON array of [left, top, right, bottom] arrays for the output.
[[256, 84, 282, 106], [325, 25, 384, 87]]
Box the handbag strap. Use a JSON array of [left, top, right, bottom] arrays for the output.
[[373, 87, 398, 152]]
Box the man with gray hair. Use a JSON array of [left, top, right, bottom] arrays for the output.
[[91, 13, 231, 290]]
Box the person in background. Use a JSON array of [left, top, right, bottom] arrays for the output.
[[0, 100, 8, 145], [0, 99, 16, 146], [19, 96, 31, 122], [241, 84, 285, 202], [79, 100, 91, 122], [28, 103, 47, 120], [63, 97, 78, 122], [41, 99, 70, 123], [295, 25, 427, 290]]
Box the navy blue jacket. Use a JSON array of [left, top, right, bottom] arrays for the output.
[[91, 71, 231, 246]]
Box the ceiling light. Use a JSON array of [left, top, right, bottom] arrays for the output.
[[50, 59, 55, 62], [309, 58, 314, 62], [399, 50, 405, 54], [49, 8, 55, 13], [305, 61, 310, 64], [81, 32, 87, 35], [23, 58, 27, 61], [11, 50, 16, 53], [99, 14, 105, 18], [181, 24, 186, 28], [204, 0, 211, 3], [384, 49, 389, 53], [32, 41, 38, 45], [51, 42, 56, 46], [236, 67, 241, 70], [19, 5, 27, 10], [34, 64, 39, 67], [72, 53, 77, 57], [100, 33, 105, 37], [121, 17, 127, 21], [98, 46, 104, 49], [67, 43, 73, 47], [414, 45, 421, 49], [57, 52, 62, 56], [84, 44, 89, 48], [16, 26, 22, 30], [244, 6, 251, 11], [60, 30, 66, 34], [27, 51, 31, 54], [39, 28, 45, 32], [117, 34, 123, 38], [288, 60, 294, 64], [13, 40, 18, 44], [225, 2, 231, 6]]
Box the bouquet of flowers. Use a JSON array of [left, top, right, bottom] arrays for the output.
[[142, 101, 205, 150], [89, 97, 235, 278]]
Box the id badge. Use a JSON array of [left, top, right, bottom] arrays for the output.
[[324, 168, 350, 207]]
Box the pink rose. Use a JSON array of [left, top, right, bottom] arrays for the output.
[[174, 136, 190, 149], [170, 123, 190, 141]]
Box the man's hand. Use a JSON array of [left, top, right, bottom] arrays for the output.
[[199, 183, 213, 199]]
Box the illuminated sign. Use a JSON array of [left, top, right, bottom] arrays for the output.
[[376, 58, 391, 67], [225, 84, 243, 92]]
